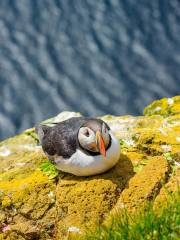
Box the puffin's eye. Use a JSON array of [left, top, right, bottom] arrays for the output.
[[84, 129, 90, 137]]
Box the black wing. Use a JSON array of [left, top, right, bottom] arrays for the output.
[[36, 117, 88, 158]]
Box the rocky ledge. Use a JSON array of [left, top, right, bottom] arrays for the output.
[[0, 96, 179, 239]]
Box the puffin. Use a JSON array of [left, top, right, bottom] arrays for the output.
[[36, 117, 120, 176]]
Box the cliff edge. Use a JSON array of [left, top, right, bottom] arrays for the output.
[[0, 96, 179, 239]]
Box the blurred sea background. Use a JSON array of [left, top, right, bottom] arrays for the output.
[[0, 0, 180, 140]]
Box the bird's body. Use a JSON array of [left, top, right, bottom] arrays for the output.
[[36, 117, 120, 176]]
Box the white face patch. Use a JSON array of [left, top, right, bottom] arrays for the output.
[[78, 124, 111, 154], [78, 127, 98, 152]]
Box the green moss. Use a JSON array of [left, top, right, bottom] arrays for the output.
[[39, 161, 59, 179]]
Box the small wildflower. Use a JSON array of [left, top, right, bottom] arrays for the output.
[[68, 226, 80, 233], [124, 139, 135, 147], [12, 206, 17, 213], [48, 191, 54, 198], [167, 98, 174, 105], [47, 191, 55, 203], [154, 106, 161, 112], [118, 202, 125, 209], [158, 127, 167, 136], [174, 161, 180, 167], [2, 224, 10, 232], [161, 145, 171, 152], [0, 147, 11, 157]]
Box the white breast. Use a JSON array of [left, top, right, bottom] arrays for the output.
[[54, 131, 121, 176]]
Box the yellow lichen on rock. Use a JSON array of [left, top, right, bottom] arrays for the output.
[[110, 156, 170, 213], [0, 96, 179, 239], [144, 96, 180, 116], [0, 133, 57, 239], [55, 153, 134, 238], [0, 168, 56, 239]]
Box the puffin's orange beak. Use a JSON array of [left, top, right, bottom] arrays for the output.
[[96, 130, 106, 157]]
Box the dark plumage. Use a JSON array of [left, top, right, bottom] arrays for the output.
[[36, 117, 110, 159]]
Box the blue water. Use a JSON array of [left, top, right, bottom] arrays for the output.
[[0, 0, 180, 140]]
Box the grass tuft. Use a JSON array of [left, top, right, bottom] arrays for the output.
[[84, 192, 180, 240]]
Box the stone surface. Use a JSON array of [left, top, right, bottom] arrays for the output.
[[154, 167, 180, 208], [109, 156, 170, 213], [0, 97, 179, 239]]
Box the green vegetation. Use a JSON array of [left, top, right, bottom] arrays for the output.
[[164, 152, 174, 165], [25, 128, 39, 143], [84, 193, 180, 240], [164, 152, 179, 174], [133, 158, 149, 173], [39, 161, 59, 179]]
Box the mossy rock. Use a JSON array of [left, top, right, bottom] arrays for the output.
[[0, 98, 179, 239], [144, 96, 180, 116]]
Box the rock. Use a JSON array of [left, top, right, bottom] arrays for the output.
[[55, 154, 134, 239], [108, 156, 170, 213], [42, 111, 82, 126], [143, 96, 180, 116], [0, 96, 179, 239]]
